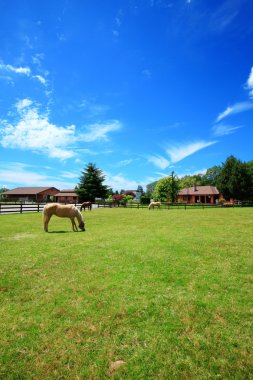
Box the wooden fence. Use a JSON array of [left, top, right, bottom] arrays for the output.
[[0, 201, 252, 215], [0, 203, 45, 214], [95, 201, 253, 209]]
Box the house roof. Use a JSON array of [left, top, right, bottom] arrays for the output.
[[178, 186, 220, 196], [55, 191, 78, 197], [3, 187, 59, 195]]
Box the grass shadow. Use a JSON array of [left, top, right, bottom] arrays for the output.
[[48, 230, 85, 233]]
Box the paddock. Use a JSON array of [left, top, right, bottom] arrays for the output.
[[0, 208, 252, 379]]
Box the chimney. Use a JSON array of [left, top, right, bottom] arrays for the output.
[[194, 184, 197, 192]]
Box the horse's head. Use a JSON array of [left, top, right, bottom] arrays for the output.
[[79, 221, 85, 231]]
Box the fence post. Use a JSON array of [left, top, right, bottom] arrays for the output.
[[38, 203, 40, 212], [20, 203, 23, 214]]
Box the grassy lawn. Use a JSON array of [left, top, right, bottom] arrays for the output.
[[0, 208, 252, 379]]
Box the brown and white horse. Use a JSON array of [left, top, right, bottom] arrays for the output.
[[80, 201, 92, 211], [148, 201, 161, 210], [43, 203, 85, 232]]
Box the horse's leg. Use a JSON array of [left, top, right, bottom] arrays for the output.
[[71, 218, 78, 232], [44, 214, 52, 232]]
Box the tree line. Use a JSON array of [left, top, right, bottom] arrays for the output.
[[146, 155, 253, 202], [75, 156, 253, 204], [2, 156, 251, 203]]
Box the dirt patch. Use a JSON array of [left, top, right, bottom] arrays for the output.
[[12, 233, 36, 240]]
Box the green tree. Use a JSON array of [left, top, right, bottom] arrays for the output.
[[0, 187, 8, 201], [201, 165, 221, 186], [75, 163, 109, 202], [153, 172, 180, 202], [217, 156, 252, 201], [179, 174, 203, 189]]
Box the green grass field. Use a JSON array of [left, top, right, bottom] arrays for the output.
[[0, 208, 252, 379]]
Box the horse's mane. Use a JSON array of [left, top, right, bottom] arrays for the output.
[[75, 207, 84, 223]]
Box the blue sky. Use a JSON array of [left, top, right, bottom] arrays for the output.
[[0, 0, 253, 191]]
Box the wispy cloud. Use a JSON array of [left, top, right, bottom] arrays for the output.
[[166, 141, 216, 164], [33, 74, 47, 85], [79, 99, 110, 117], [148, 140, 216, 169], [216, 101, 253, 122], [212, 123, 242, 137], [0, 162, 78, 189], [116, 159, 134, 167], [246, 66, 253, 98], [0, 61, 47, 87], [80, 121, 122, 142], [0, 62, 31, 76], [148, 154, 170, 170], [209, 0, 239, 33], [216, 67, 253, 122], [104, 172, 144, 191], [112, 9, 123, 39]]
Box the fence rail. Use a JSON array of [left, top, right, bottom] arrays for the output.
[[0, 202, 82, 215], [1, 201, 252, 215], [96, 201, 253, 209]]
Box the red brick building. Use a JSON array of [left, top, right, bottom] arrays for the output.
[[177, 185, 220, 204], [3, 187, 59, 202], [54, 189, 79, 203]]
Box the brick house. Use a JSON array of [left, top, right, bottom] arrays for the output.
[[177, 185, 220, 204], [54, 189, 79, 203], [3, 187, 59, 203]]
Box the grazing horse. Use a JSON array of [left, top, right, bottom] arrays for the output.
[[148, 201, 161, 210], [43, 203, 85, 232], [80, 201, 92, 211]]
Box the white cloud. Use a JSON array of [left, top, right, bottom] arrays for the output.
[[212, 123, 242, 137], [246, 66, 253, 87], [105, 172, 144, 192], [80, 120, 122, 142], [0, 103, 76, 160], [216, 101, 253, 122], [214, 67, 253, 123], [115, 159, 136, 168], [1, 99, 122, 161], [0, 162, 77, 189], [148, 141, 216, 169], [148, 154, 170, 170], [246, 66, 253, 98], [79, 99, 110, 117], [166, 141, 216, 163], [33, 74, 47, 85], [0, 63, 31, 76], [178, 168, 208, 178], [16, 98, 33, 111]]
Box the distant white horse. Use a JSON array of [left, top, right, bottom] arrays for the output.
[[148, 201, 161, 210], [43, 203, 85, 232]]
